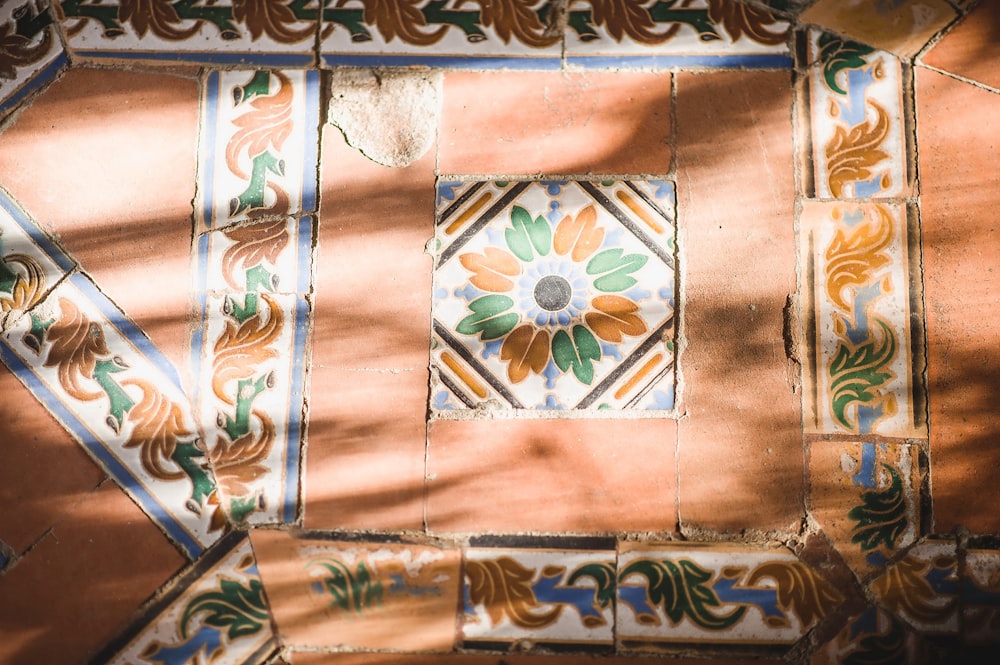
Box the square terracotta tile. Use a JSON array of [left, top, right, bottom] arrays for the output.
[[426, 418, 677, 534], [251, 529, 462, 652], [432, 179, 676, 412], [462, 537, 616, 650], [0, 0, 67, 117], [617, 542, 844, 647], [799, 201, 926, 438], [439, 70, 672, 175]]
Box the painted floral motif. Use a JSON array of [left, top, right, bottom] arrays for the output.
[[0, 1, 53, 79], [433, 180, 675, 411], [870, 540, 959, 634]]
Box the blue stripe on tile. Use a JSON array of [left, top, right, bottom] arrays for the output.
[[0, 51, 68, 116], [282, 296, 310, 523], [0, 339, 204, 559], [296, 215, 313, 295], [189, 288, 208, 407], [69, 273, 185, 394], [321, 54, 563, 70], [566, 53, 793, 69], [201, 72, 220, 230], [75, 51, 313, 67], [0, 186, 76, 273], [302, 70, 320, 215]]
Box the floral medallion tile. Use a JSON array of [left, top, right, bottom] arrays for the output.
[[799, 201, 926, 438], [0, 186, 75, 330], [812, 605, 926, 664], [432, 179, 676, 412], [251, 529, 462, 652], [617, 542, 844, 647], [0, 273, 223, 557], [56, 0, 319, 65], [0, 0, 67, 117], [962, 548, 1000, 645], [462, 537, 617, 650], [808, 441, 922, 579], [89, 532, 277, 665], [800, 0, 956, 58], [196, 68, 320, 231], [320, 0, 563, 69], [193, 291, 309, 526], [870, 539, 959, 636], [804, 31, 912, 199], [564, 0, 792, 69]]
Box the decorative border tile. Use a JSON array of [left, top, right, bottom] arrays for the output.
[[808, 440, 922, 578], [0, 0, 67, 117], [870, 539, 959, 635], [564, 0, 793, 69], [617, 542, 843, 647], [963, 549, 1000, 645], [813, 605, 924, 664], [462, 540, 617, 650], [432, 179, 676, 412], [799, 201, 926, 438], [803, 31, 912, 199], [89, 531, 277, 665], [321, 0, 563, 69], [57, 0, 319, 65], [196, 69, 320, 231], [0, 272, 222, 557], [0, 186, 75, 329]]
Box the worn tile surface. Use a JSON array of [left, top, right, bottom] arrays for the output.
[[432, 179, 676, 411], [921, 2, 1000, 90], [869, 539, 960, 635], [801, 0, 956, 57]]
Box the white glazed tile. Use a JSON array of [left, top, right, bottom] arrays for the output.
[[0, 0, 67, 115]]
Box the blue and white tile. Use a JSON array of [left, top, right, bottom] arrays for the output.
[[0, 0, 67, 116]]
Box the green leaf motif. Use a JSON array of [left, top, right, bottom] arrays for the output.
[[456, 295, 518, 341], [568, 562, 617, 610], [586, 248, 648, 292], [505, 205, 551, 261], [818, 32, 875, 96], [181, 577, 269, 640], [552, 325, 601, 384], [309, 558, 384, 616], [620, 558, 746, 631], [829, 317, 897, 432], [849, 463, 908, 553]]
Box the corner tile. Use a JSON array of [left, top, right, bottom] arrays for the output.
[[617, 542, 844, 648], [801, 0, 957, 58], [0, 273, 222, 557], [321, 0, 562, 68], [565, 0, 792, 69], [870, 539, 959, 635], [808, 440, 923, 578], [196, 69, 320, 231], [431, 179, 676, 412], [0, 0, 67, 116], [800, 201, 926, 438], [58, 0, 318, 65], [90, 532, 277, 665], [251, 529, 462, 652], [804, 31, 912, 199], [462, 540, 617, 651]]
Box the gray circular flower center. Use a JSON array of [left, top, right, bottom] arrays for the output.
[[533, 275, 572, 312]]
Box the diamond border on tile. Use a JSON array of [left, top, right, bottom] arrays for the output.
[[0, 272, 221, 557]]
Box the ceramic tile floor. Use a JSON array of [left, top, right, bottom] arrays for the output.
[[1, 0, 1000, 663]]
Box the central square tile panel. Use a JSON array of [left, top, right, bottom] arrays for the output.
[[432, 179, 676, 412]]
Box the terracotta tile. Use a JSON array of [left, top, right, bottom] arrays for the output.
[[304, 367, 427, 532], [0, 361, 104, 554], [0, 67, 199, 375], [0, 482, 184, 665], [674, 71, 801, 533], [922, 2, 1000, 90], [431, 179, 676, 411], [801, 0, 956, 58], [439, 71, 672, 176], [251, 529, 461, 652], [426, 418, 676, 533], [917, 67, 1000, 534], [314, 126, 434, 371]]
